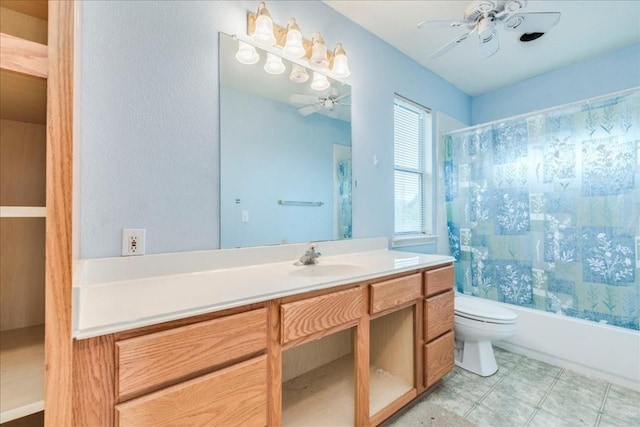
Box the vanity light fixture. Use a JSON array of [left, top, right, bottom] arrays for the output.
[[283, 18, 305, 58], [290, 63, 309, 83], [310, 71, 330, 91], [309, 32, 329, 70], [245, 2, 351, 81], [264, 52, 286, 74], [251, 2, 276, 46], [331, 43, 350, 78], [235, 40, 260, 65]]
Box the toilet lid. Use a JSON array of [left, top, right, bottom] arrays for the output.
[[455, 295, 518, 323]]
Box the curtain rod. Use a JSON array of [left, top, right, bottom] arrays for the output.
[[447, 86, 640, 136]]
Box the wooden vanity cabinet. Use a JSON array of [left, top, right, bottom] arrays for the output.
[[423, 266, 455, 389], [72, 264, 455, 427]]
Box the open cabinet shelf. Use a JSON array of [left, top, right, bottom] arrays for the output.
[[282, 328, 355, 427], [0, 325, 44, 423], [0, 1, 48, 425]]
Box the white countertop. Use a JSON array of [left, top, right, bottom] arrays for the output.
[[74, 239, 454, 338]]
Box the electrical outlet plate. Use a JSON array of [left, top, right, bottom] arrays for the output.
[[122, 228, 145, 256]]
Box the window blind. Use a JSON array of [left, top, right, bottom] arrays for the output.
[[394, 97, 432, 235]]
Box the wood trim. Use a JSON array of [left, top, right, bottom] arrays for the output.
[[44, 0, 74, 425], [354, 286, 369, 426], [116, 308, 267, 400], [0, 33, 47, 78], [267, 299, 282, 427], [72, 335, 115, 427]]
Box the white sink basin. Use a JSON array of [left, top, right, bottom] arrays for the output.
[[290, 263, 363, 277]]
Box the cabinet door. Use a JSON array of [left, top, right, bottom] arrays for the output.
[[424, 331, 454, 388], [425, 290, 454, 341], [116, 355, 267, 427]]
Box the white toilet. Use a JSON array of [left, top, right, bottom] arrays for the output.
[[454, 294, 518, 377]]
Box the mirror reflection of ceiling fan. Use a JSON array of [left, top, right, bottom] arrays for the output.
[[289, 92, 351, 118], [417, 0, 561, 59]]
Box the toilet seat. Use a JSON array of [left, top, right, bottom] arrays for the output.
[[455, 295, 517, 324]]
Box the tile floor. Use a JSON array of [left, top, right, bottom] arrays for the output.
[[394, 347, 640, 427]]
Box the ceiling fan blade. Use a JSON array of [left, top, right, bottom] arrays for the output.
[[429, 29, 475, 59], [298, 103, 322, 116], [333, 93, 351, 102], [504, 12, 561, 33], [417, 18, 468, 30], [290, 93, 320, 105], [324, 110, 339, 119], [479, 32, 499, 58]]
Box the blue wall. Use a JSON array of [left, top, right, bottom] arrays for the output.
[[472, 44, 640, 124], [220, 87, 350, 248], [79, 0, 470, 258]]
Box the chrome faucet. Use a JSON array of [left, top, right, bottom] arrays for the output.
[[297, 244, 321, 265]]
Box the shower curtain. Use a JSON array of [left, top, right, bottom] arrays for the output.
[[444, 89, 640, 331]]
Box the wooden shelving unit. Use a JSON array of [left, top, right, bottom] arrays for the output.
[[0, 1, 48, 424]]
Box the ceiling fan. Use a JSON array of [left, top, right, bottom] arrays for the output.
[[289, 92, 351, 118], [417, 0, 561, 59]]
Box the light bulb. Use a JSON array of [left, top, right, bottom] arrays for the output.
[[251, 2, 276, 46], [309, 32, 329, 69], [283, 18, 305, 58], [330, 43, 350, 78]]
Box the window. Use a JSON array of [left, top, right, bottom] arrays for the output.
[[393, 95, 433, 237]]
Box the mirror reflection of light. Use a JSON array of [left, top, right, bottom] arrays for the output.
[[235, 41, 260, 65], [290, 64, 310, 83], [394, 257, 421, 268], [264, 52, 286, 75], [310, 72, 330, 91]]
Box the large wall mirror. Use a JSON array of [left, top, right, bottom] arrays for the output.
[[219, 33, 352, 248]]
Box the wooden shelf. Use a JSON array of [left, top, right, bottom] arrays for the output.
[[282, 354, 354, 427], [369, 364, 414, 417], [0, 324, 44, 423], [0, 207, 45, 218]]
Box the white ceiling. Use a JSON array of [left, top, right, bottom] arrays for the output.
[[323, 0, 640, 96]]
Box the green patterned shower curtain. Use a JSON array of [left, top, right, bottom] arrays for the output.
[[445, 89, 640, 331]]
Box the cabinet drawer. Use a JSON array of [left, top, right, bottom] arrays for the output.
[[281, 287, 362, 345], [424, 331, 454, 389], [370, 273, 421, 314], [425, 290, 454, 341], [116, 308, 267, 399], [424, 265, 454, 297], [116, 355, 267, 427]]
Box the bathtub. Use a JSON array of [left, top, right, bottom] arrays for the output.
[[480, 298, 640, 391]]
